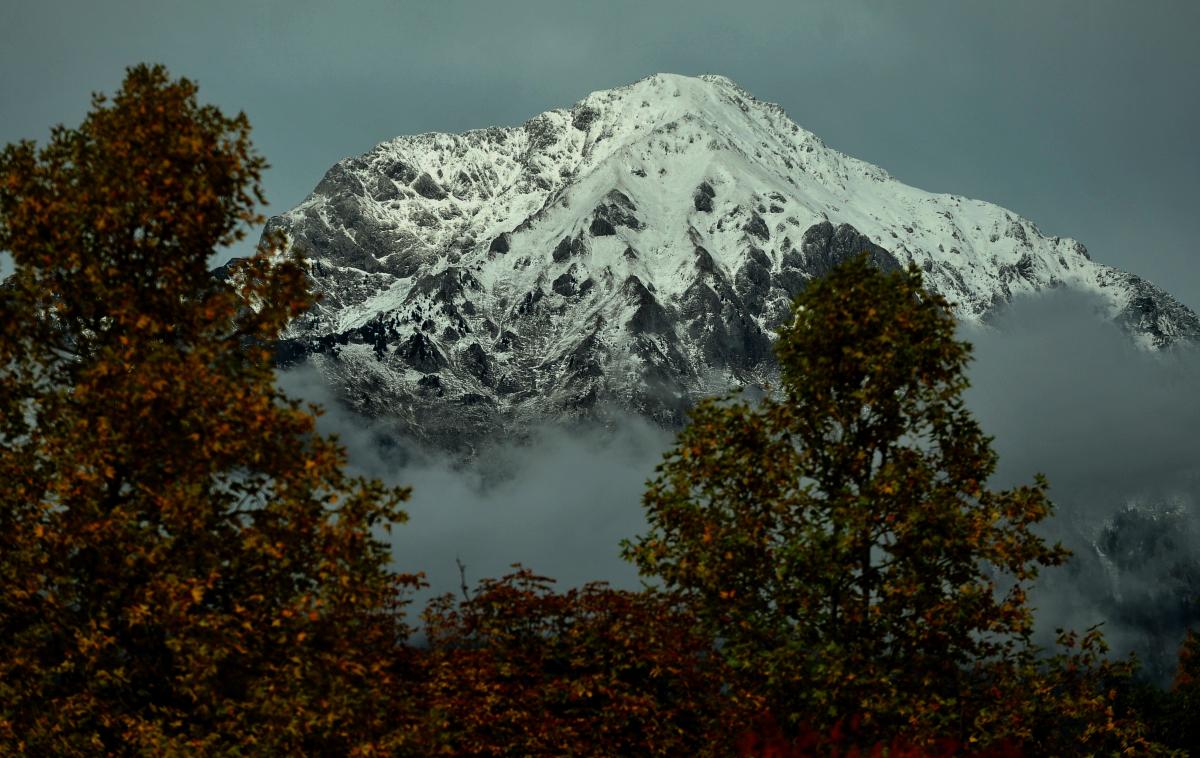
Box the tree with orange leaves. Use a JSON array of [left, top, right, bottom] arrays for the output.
[[0, 65, 417, 754]]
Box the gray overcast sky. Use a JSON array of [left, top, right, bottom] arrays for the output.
[[3, 0, 1198, 308]]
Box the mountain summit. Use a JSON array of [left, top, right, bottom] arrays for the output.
[[260, 73, 1199, 451]]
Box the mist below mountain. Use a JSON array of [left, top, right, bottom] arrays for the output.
[[279, 288, 1200, 682]]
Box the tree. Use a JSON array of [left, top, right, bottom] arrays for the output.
[[0, 64, 418, 754], [624, 255, 1072, 747], [1161, 628, 1200, 750], [1125, 629, 1200, 752], [416, 567, 740, 757]]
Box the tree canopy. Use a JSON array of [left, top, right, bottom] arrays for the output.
[[417, 567, 736, 756], [626, 256, 1076, 745], [0, 64, 417, 754]]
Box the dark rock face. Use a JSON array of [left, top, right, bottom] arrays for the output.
[[800, 221, 901, 278], [495, 330, 519, 352], [417, 374, 445, 397], [461, 342, 494, 386], [381, 159, 418, 185], [774, 267, 807, 301], [592, 190, 643, 232], [265, 211, 385, 275], [399, 331, 446, 373], [566, 334, 605, 379], [1115, 273, 1200, 348], [571, 105, 600, 131], [735, 247, 772, 315], [589, 217, 617, 236], [458, 392, 494, 406], [488, 232, 511, 253], [314, 162, 366, 198], [693, 245, 717, 274], [678, 260, 772, 372], [693, 181, 715, 212], [412, 172, 448, 201], [515, 287, 545, 315], [623, 276, 673, 336], [680, 280, 721, 322], [552, 271, 577, 296], [368, 175, 402, 202], [412, 267, 481, 301], [743, 211, 770, 241], [552, 235, 587, 263], [701, 309, 772, 369]]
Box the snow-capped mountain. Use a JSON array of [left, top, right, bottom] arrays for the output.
[[261, 73, 1200, 452]]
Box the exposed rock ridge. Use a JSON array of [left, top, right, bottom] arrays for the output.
[[258, 73, 1199, 451]]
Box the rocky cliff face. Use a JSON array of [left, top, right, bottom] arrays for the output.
[[259, 73, 1200, 452]]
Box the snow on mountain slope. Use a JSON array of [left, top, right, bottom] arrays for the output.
[[260, 73, 1200, 452]]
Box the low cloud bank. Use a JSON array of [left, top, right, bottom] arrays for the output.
[[964, 291, 1200, 680], [279, 291, 1200, 679], [964, 291, 1200, 501], [275, 365, 670, 610]]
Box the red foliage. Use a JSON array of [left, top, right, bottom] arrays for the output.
[[412, 566, 747, 756], [737, 712, 1025, 758]]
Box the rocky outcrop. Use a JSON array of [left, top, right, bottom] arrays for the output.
[[798, 221, 901, 279]]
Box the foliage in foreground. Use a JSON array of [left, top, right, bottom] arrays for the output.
[[0, 64, 417, 754], [416, 567, 740, 756]]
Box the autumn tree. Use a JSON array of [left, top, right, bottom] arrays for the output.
[[416, 567, 741, 757], [0, 65, 418, 754], [1169, 629, 1200, 747], [624, 255, 1075, 747], [1122, 629, 1200, 752]]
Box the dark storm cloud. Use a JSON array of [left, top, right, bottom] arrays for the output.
[[2, 1, 1197, 306]]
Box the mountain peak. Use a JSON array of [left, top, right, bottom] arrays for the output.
[[262, 74, 1200, 451], [580, 71, 747, 107]]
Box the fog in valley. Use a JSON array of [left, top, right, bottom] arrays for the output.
[[965, 291, 1200, 680], [280, 290, 1200, 678]]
